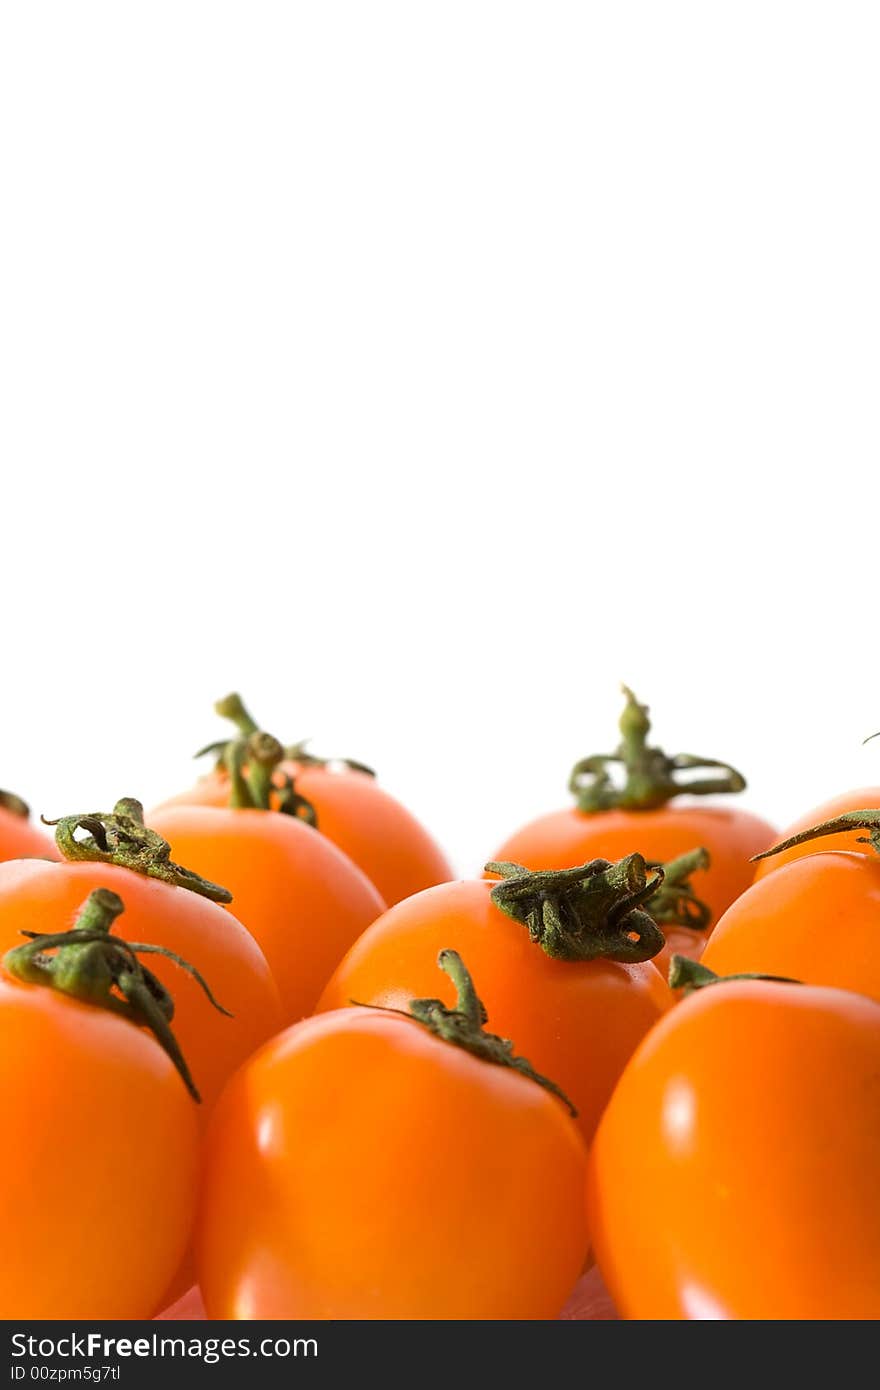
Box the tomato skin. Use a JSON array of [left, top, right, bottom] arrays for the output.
[[149, 805, 385, 1020], [753, 787, 880, 880], [0, 975, 199, 1318], [491, 804, 776, 936], [0, 859, 282, 1112], [588, 980, 880, 1319], [317, 879, 670, 1143], [197, 1006, 589, 1319], [703, 851, 880, 1002], [0, 806, 58, 863], [156, 764, 452, 908]]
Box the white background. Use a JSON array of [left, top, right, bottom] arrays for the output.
[[2, 3, 879, 878]]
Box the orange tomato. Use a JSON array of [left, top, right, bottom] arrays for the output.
[[0, 792, 57, 862], [703, 850, 880, 1002], [491, 689, 775, 934], [0, 857, 282, 1113], [317, 861, 671, 1143], [588, 977, 880, 1319], [156, 693, 453, 906], [150, 804, 385, 1020], [0, 969, 199, 1318], [752, 787, 880, 879], [197, 958, 588, 1319]]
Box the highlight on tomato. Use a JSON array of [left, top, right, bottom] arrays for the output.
[[197, 950, 588, 1320], [155, 692, 453, 907], [318, 853, 675, 1142], [1, 888, 204, 1319], [588, 959, 880, 1319], [490, 687, 776, 941], [702, 811, 880, 1002], [0, 789, 58, 862], [0, 797, 283, 1111], [149, 732, 385, 1020]]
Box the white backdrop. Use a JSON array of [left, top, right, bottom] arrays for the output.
[[2, 3, 879, 878]]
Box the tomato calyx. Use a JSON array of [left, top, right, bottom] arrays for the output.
[[486, 854, 667, 963], [2, 887, 232, 1100], [569, 685, 746, 813], [197, 692, 322, 823], [0, 789, 29, 819], [646, 847, 712, 933], [751, 811, 880, 864], [668, 955, 801, 995], [44, 798, 232, 903], [388, 948, 577, 1115]]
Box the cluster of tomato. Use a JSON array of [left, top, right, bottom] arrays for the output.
[[3, 687, 879, 1321]]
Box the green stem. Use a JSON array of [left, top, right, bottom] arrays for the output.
[[668, 955, 801, 994], [648, 847, 712, 933], [405, 949, 576, 1115], [44, 798, 232, 903], [751, 811, 880, 863], [286, 739, 376, 779], [486, 854, 666, 963], [0, 790, 29, 819], [569, 685, 746, 813], [201, 693, 320, 822], [3, 888, 232, 1100]]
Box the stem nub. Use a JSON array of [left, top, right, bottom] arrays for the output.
[[405, 949, 576, 1115], [569, 686, 746, 813], [200, 693, 321, 822], [648, 847, 712, 933], [486, 854, 666, 963], [44, 798, 232, 903], [0, 790, 29, 819], [2, 888, 232, 1100], [751, 811, 880, 864], [668, 955, 801, 994]]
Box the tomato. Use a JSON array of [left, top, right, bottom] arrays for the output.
[[155, 693, 453, 906], [0, 800, 283, 1111], [150, 804, 385, 1020], [0, 894, 200, 1319], [0, 791, 57, 862], [752, 788, 880, 879], [317, 857, 671, 1143], [588, 974, 880, 1319], [197, 952, 589, 1319], [703, 844, 880, 1002], [491, 688, 775, 930]]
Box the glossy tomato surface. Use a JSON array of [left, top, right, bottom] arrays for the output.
[[588, 979, 880, 1319], [197, 1006, 589, 1319]]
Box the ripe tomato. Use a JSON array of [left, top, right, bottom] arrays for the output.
[[1, 934, 200, 1318], [0, 791, 57, 862], [317, 857, 671, 1143], [752, 789, 880, 879], [0, 804, 283, 1111], [588, 975, 880, 1318], [197, 953, 589, 1319], [156, 693, 453, 907], [150, 804, 385, 1019], [491, 689, 775, 929], [703, 849, 880, 1002]]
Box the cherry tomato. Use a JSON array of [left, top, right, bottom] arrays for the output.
[[492, 690, 774, 936], [150, 804, 385, 1019], [317, 859, 671, 1143], [752, 787, 880, 879], [703, 849, 880, 1002], [197, 954, 589, 1319], [156, 694, 453, 906], [588, 976, 880, 1318], [0, 792, 57, 863], [0, 969, 199, 1318], [0, 820, 283, 1112]]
